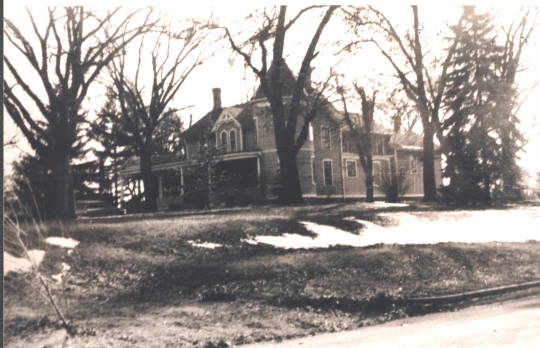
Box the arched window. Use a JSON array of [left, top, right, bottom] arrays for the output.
[[230, 130, 237, 152], [221, 131, 228, 152]]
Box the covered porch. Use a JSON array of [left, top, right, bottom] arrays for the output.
[[118, 152, 263, 212]]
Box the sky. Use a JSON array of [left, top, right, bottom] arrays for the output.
[[4, 1, 540, 184]]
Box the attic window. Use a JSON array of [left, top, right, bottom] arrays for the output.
[[230, 130, 237, 152], [221, 131, 228, 152]]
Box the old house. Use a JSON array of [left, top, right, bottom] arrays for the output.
[[118, 66, 442, 210]]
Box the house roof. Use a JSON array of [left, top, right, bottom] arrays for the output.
[[252, 61, 298, 100], [183, 103, 258, 140], [391, 130, 440, 151], [120, 154, 181, 171], [182, 108, 222, 139]]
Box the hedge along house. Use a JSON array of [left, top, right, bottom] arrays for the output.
[[118, 64, 442, 210]]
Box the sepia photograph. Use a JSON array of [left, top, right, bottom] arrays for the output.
[[3, 1, 540, 347]]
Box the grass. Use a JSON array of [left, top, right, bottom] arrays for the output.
[[4, 203, 540, 347]]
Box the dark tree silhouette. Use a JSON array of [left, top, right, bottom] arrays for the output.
[[342, 6, 470, 202], [441, 6, 535, 204], [221, 5, 338, 204], [102, 20, 212, 212], [4, 7, 157, 219]]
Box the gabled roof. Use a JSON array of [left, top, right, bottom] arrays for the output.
[[182, 108, 222, 140], [183, 104, 257, 140]]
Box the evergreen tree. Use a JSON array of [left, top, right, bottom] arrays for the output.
[[442, 7, 524, 204]]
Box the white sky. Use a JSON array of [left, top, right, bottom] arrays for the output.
[[4, 1, 540, 183]]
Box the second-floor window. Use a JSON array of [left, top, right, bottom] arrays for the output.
[[375, 137, 384, 155], [346, 160, 357, 177], [254, 117, 259, 144], [342, 133, 356, 153], [321, 126, 331, 149], [230, 130, 237, 152]]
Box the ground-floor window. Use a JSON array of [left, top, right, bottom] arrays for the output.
[[311, 158, 316, 184], [323, 160, 333, 186], [373, 161, 381, 187], [346, 160, 357, 177], [215, 157, 259, 189], [162, 172, 182, 197], [411, 156, 418, 173]]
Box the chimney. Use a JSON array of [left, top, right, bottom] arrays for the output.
[[212, 88, 222, 110]]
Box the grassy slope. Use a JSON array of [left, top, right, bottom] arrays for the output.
[[4, 204, 540, 347]]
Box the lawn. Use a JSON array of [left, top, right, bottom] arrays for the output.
[[4, 203, 540, 347]]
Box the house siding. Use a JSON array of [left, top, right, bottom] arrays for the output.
[[120, 82, 444, 209]]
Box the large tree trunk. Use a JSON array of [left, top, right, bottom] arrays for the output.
[[140, 152, 158, 212], [422, 122, 439, 202], [52, 152, 76, 220], [278, 152, 304, 205], [365, 156, 374, 203]]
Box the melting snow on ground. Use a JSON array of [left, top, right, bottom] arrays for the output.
[[51, 263, 71, 283], [188, 240, 223, 249], [3, 250, 46, 275], [245, 208, 540, 249], [45, 237, 79, 249], [247, 222, 368, 249], [373, 209, 540, 245], [372, 202, 410, 208]]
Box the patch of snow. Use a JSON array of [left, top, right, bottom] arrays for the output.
[[373, 202, 409, 208], [372, 208, 540, 245], [4, 250, 45, 275], [51, 263, 71, 283], [242, 239, 259, 245], [401, 145, 423, 150], [45, 237, 79, 249], [187, 240, 223, 249], [245, 221, 369, 249], [244, 208, 540, 249]]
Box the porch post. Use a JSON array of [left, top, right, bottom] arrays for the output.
[[158, 175, 163, 198], [180, 168, 184, 196], [119, 177, 124, 206], [256, 156, 261, 184]]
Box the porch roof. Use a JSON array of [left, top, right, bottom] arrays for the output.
[[119, 151, 262, 177]]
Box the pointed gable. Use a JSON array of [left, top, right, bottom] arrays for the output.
[[211, 107, 243, 132]]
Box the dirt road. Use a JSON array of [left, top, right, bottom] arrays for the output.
[[244, 295, 540, 347]]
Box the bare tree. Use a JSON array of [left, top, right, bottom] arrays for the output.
[[4, 7, 157, 219], [342, 6, 469, 202], [336, 81, 377, 202], [220, 5, 338, 204], [102, 21, 213, 212]]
